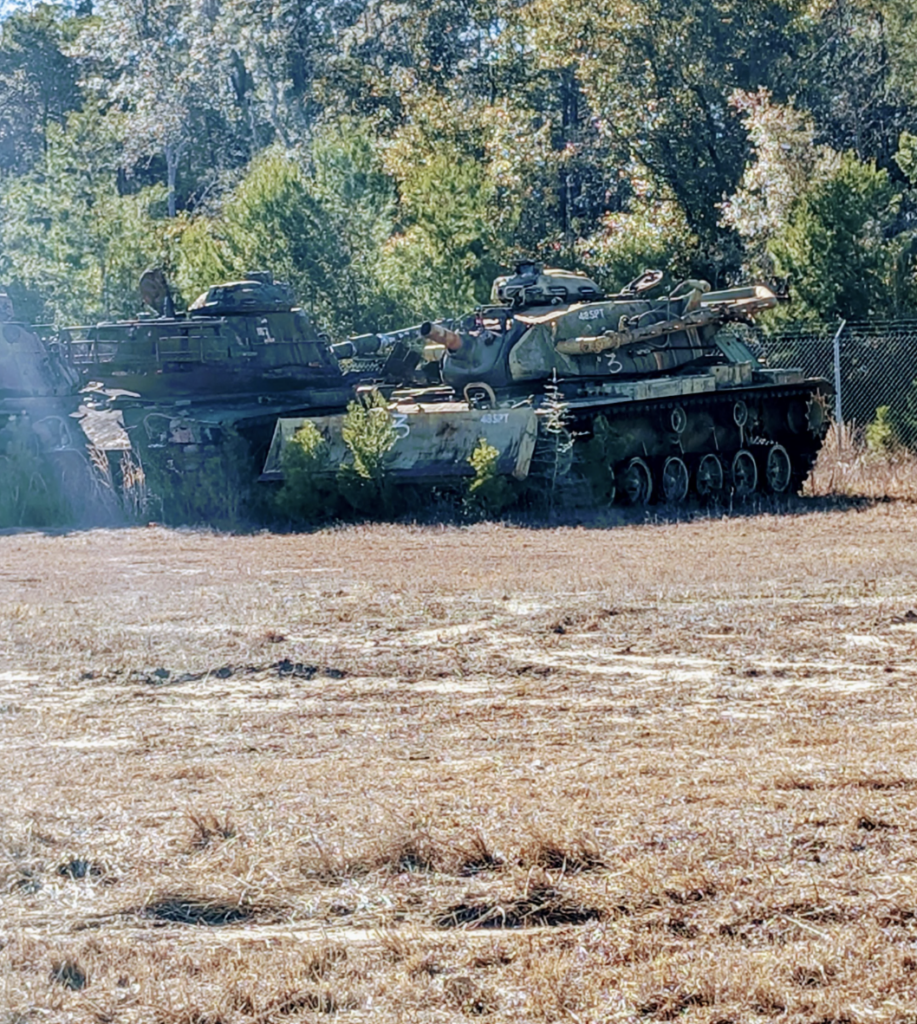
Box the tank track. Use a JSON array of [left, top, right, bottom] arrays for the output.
[[552, 382, 829, 505]]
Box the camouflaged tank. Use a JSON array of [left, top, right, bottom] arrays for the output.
[[264, 264, 831, 504], [48, 270, 358, 524]]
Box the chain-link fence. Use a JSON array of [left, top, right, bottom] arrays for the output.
[[740, 320, 917, 450]]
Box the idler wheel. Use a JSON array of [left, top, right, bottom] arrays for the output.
[[731, 449, 758, 497], [695, 453, 725, 497], [618, 457, 653, 506], [764, 444, 792, 493], [660, 455, 690, 503]]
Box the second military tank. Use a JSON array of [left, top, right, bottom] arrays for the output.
[[264, 263, 830, 504], [44, 269, 361, 523]]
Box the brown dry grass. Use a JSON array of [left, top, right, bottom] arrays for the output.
[[3, 507, 917, 1021], [808, 421, 917, 500]]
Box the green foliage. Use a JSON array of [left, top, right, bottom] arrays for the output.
[[0, 417, 69, 527], [866, 406, 900, 454], [337, 390, 398, 515], [381, 144, 503, 320], [465, 438, 516, 517], [310, 119, 400, 330], [275, 421, 340, 523], [895, 131, 917, 184], [175, 148, 342, 319], [8, 0, 917, 330], [0, 108, 167, 323], [769, 153, 910, 322], [883, 380, 917, 453], [0, 4, 83, 175], [579, 201, 698, 294], [175, 133, 398, 334]]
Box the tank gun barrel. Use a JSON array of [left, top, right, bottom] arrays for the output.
[[330, 334, 382, 360], [420, 321, 463, 352]]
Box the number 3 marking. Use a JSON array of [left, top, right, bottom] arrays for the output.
[[391, 412, 411, 439]]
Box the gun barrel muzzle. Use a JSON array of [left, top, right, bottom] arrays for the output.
[[420, 321, 462, 352]]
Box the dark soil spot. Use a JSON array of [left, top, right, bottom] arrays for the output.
[[51, 959, 87, 990], [134, 667, 204, 686], [791, 964, 835, 987], [272, 990, 339, 1015], [852, 777, 917, 791], [139, 895, 260, 926], [638, 989, 710, 1019], [457, 834, 504, 876], [435, 886, 603, 929], [665, 884, 716, 905], [878, 906, 917, 927], [275, 660, 318, 679], [777, 778, 817, 791], [667, 919, 699, 939], [856, 814, 894, 831], [57, 858, 104, 880]]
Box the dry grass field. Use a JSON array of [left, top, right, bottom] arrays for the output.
[[4, 504, 917, 1022]]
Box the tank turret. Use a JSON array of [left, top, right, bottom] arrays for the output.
[[58, 269, 346, 403], [187, 272, 298, 316], [433, 269, 778, 395]]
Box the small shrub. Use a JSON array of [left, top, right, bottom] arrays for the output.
[[465, 438, 516, 517], [866, 405, 900, 454], [276, 420, 340, 522], [337, 390, 398, 515]]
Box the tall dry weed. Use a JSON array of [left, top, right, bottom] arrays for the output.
[[807, 421, 917, 499]]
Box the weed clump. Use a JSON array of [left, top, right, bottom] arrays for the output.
[[436, 885, 604, 929], [866, 405, 900, 454], [337, 390, 398, 515], [276, 420, 339, 522], [138, 892, 277, 926], [187, 810, 237, 849], [465, 438, 516, 517]]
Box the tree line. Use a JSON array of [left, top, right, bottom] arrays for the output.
[[2, 0, 917, 336]]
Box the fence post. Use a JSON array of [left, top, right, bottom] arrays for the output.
[[832, 318, 846, 447]]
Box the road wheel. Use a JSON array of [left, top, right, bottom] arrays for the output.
[[618, 457, 653, 505], [764, 444, 792, 493], [660, 455, 690, 503], [731, 449, 758, 497], [695, 453, 725, 498]]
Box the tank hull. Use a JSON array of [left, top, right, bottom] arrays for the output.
[[263, 362, 831, 504]]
